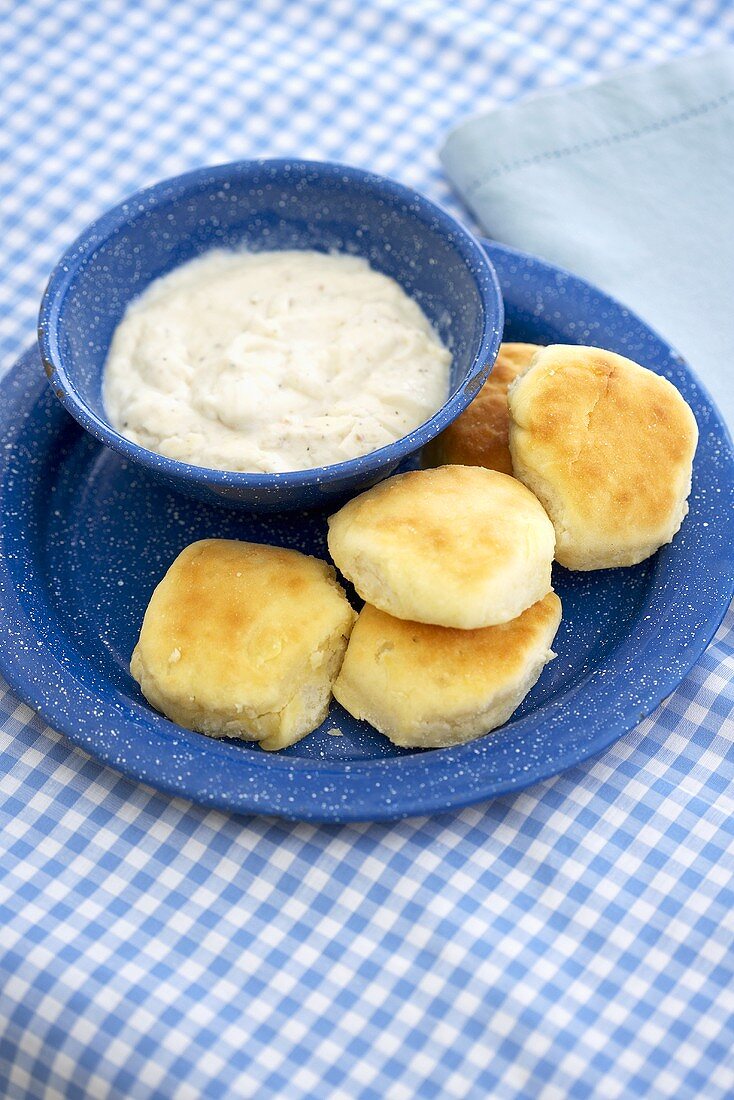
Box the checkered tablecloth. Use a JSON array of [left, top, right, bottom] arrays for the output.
[[2, 3, 733, 1097]]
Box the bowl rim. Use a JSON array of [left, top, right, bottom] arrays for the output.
[[38, 157, 503, 489]]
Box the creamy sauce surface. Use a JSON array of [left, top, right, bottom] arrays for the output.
[[103, 249, 451, 472]]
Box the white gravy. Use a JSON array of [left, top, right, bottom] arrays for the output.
[[103, 249, 451, 473]]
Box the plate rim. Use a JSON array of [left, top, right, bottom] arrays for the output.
[[1, 240, 732, 822]]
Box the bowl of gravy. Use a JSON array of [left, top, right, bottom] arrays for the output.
[[39, 159, 503, 511]]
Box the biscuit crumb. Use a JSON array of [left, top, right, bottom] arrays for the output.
[[168, 648, 181, 664]]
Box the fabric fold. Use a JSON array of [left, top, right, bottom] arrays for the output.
[[441, 48, 734, 425]]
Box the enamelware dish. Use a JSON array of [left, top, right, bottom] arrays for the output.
[[3, 241, 731, 823], [38, 159, 503, 511]]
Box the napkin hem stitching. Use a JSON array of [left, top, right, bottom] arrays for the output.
[[463, 91, 734, 198]]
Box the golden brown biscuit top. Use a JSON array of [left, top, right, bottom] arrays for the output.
[[490, 342, 543, 386], [347, 593, 562, 705], [329, 464, 552, 593], [509, 345, 698, 539], [135, 539, 353, 710], [423, 342, 541, 474]]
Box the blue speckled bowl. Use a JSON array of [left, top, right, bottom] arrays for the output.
[[38, 159, 503, 511]]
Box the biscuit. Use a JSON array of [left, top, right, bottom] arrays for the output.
[[508, 345, 698, 570], [423, 342, 541, 473], [333, 592, 562, 748], [327, 465, 555, 629], [131, 539, 356, 750]]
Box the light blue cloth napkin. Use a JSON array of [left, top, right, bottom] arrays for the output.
[[441, 48, 734, 426]]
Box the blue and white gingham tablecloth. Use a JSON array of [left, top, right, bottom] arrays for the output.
[[1, 3, 733, 1097]]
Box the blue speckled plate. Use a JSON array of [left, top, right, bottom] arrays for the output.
[[1, 242, 732, 822]]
